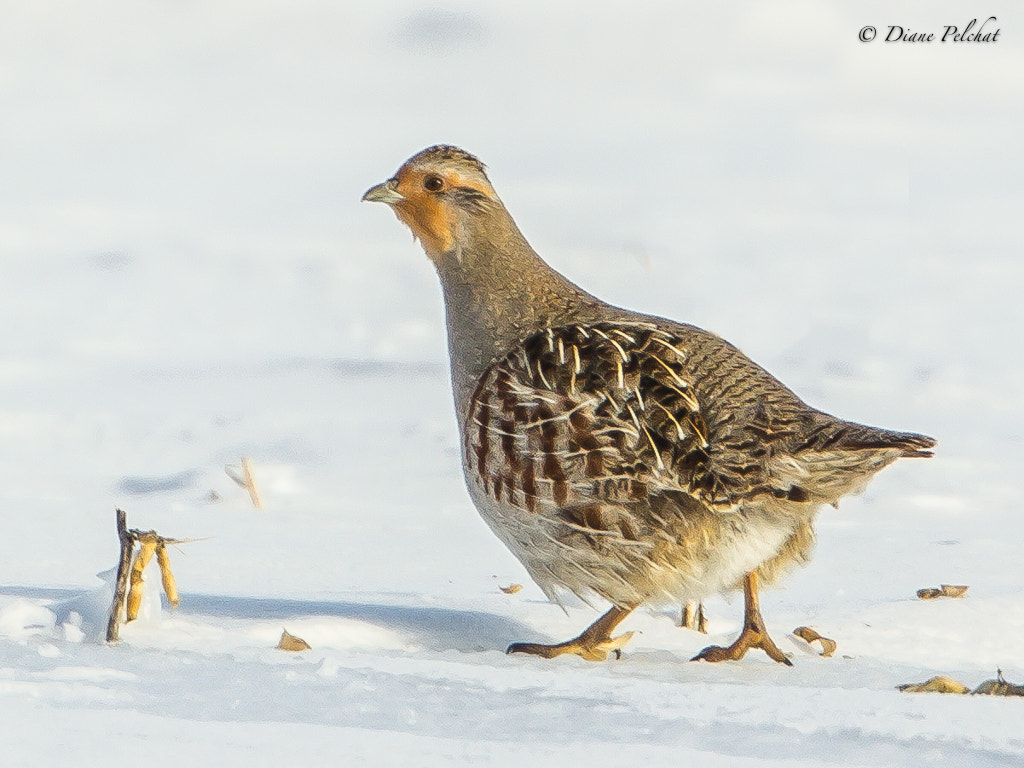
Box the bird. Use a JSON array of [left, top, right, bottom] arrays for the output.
[[362, 145, 935, 664]]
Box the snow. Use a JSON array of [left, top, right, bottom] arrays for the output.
[[2, 1, 1023, 765]]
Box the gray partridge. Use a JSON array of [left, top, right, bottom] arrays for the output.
[[363, 145, 935, 664]]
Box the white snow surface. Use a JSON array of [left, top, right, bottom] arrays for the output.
[[2, 1, 1024, 765]]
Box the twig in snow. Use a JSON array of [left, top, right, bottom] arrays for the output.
[[225, 456, 263, 509]]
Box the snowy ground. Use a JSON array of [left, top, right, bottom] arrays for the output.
[[2, 1, 1024, 765]]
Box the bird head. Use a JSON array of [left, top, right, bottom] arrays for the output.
[[362, 145, 500, 266]]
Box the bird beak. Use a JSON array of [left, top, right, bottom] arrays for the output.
[[361, 179, 405, 205]]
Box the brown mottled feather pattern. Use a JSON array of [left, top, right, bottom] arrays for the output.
[[464, 319, 934, 604]]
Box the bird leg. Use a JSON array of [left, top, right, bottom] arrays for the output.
[[692, 571, 792, 665], [682, 600, 708, 633], [507, 604, 636, 661]]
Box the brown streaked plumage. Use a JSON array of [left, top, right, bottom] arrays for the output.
[[363, 145, 935, 664]]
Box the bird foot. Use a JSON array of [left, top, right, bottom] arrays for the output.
[[507, 631, 635, 662], [692, 626, 793, 666]]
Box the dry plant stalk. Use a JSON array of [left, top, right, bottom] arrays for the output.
[[277, 629, 311, 651], [225, 456, 263, 509], [916, 584, 969, 599], [106, 509, 190, 642], [106, 509, 134, 642], [126, 534, 159, 621], [156, 543, 179, 607], [793, 626, 837, 657]]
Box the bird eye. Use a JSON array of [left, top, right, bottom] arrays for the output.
[[424, 175, 444, 192]]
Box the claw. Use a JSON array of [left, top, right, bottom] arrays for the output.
[[507, 605, 635, 662], [692, 630, 793, 666], [507, 630, 635, 661], [690, 571, 793, 666], [584, 631, 635, 661]]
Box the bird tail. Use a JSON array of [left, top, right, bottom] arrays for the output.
[[834, 424, 936, 458]]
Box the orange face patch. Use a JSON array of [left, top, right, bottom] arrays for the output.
[[392, 168, 458, 258], [390, 167, 493, 261]]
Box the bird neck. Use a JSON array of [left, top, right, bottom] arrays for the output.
[[434, 216, 598, 411]]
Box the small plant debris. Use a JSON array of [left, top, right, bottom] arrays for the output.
[[916, 584, 969, 599], [897, 676, 971, 694], [793, 626, 837, 657], [277, 629, 312, 651], [898, 670, 1024, 696], [972, 670, 1024, 697]]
